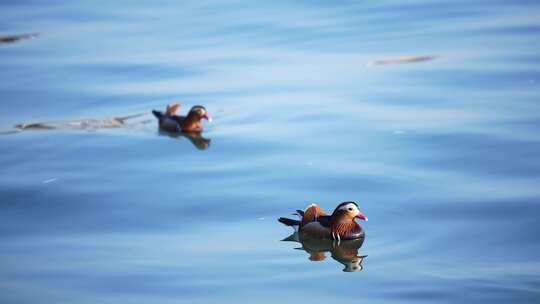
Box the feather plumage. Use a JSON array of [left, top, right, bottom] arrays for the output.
[[152, 104, 210, 133], [278, 201, 366, 240]]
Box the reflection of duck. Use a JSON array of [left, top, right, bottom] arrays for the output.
[[282, 231, 367, 272], [152, 104, 212, 133], [159, 130, 211, 150], [279, 201, 368, 241]]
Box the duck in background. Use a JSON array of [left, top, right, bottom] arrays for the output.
[[279, 201, 368, 241], [9, 103, 212, 150], [152, 103, 212, 133]]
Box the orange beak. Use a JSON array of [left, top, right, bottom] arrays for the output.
[[356, 212, 368, 221], [202, 113, 212, 123]]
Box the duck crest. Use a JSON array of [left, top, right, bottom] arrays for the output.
[[334, 201, 359, 210]]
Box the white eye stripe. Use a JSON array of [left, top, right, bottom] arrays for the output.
[[339, 203, 359, 212]]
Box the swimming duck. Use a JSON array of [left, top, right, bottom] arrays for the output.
[[278, 201, 368, 241], [152, 104, 212, 132]]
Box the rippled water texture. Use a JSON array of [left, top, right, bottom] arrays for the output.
[[1, 1, 540, 303]]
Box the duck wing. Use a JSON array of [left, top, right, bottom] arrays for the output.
[[301, 204, 328, 226], [315, 215, 332, 228], [166, 103, 181, 115], [172, 115, 186, 125]]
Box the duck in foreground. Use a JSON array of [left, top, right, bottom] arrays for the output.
[[152, 103, 212, 133], [279, 201, 368, 241]]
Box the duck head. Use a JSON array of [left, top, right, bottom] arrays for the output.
[[330, 201, 368, 240], [180, 105, 212, 133], [187, 105, 212, 123], [331, 201, 368, 222]]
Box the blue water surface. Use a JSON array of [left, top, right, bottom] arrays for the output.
[[1, 1, 540, 303]]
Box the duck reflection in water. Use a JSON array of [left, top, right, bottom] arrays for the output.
[[158, 130, 211, 150], [282, 232, 367, 272]]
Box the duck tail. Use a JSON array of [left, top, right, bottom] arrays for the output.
[[278, 217, 300, 226], [152, 110, 164, 120]]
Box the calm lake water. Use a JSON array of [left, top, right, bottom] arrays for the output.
[[1, 1, 540, 303]]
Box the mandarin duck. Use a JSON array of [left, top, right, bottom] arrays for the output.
[[278, 201, 368, 241], [152, 103, 212, 133]]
